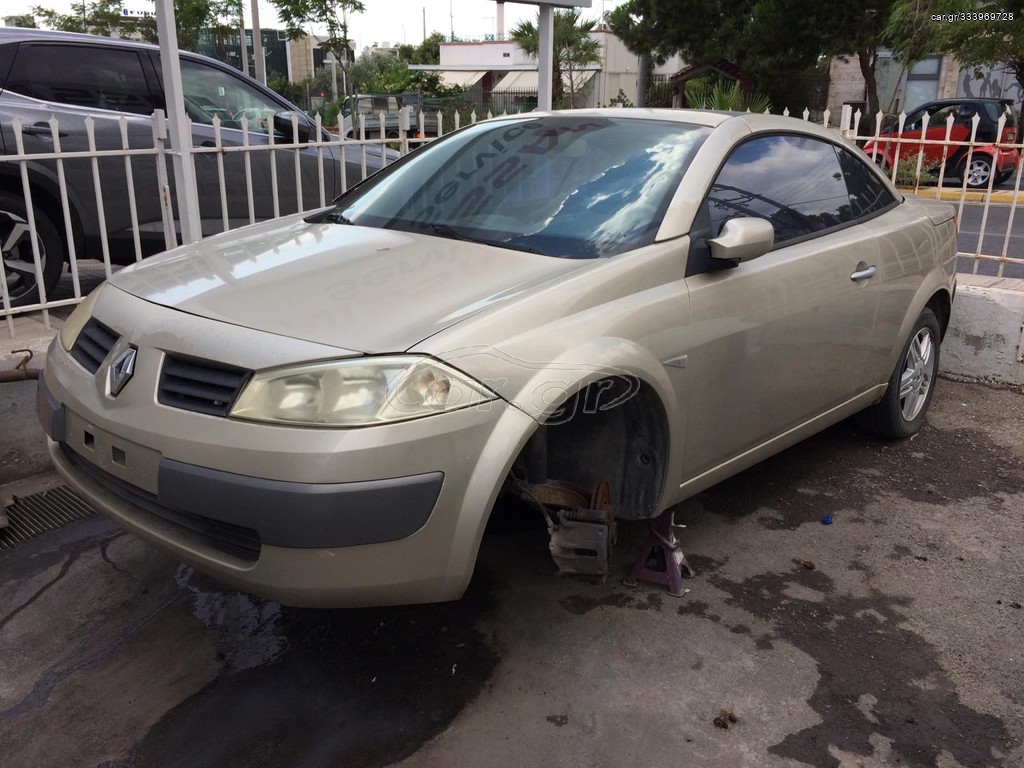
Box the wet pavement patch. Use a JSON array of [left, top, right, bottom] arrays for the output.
[[706, 563, 1011, 767], [693, 422, 1024, 528], [101, 567, 499, 768], [558, 590, 664, 615]]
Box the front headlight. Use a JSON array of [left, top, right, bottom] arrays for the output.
[[229, 355, 497, 427]]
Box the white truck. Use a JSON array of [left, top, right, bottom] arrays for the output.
[[339, 94, 441, 139]]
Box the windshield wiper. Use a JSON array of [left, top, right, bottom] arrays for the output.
[[429, 223, 492, 245], [305, 208, 354, 225], [429, 223, 547, 255]]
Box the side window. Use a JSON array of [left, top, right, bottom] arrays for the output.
[[177, 58, 285, 133], [705, 134, 853, 246], [837, 147, 897, 219], [903, 108, 928, 132], [5, 44, 155, 115]]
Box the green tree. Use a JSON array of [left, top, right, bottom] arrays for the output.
[[32, 0, 240, 52], [350, 51, 409, 92], [135, 0, 243, 53], [5, 13, 38, 28], [270, 0, 365, 96], [397, 32, 446, 65], [510, 8, 602, 108], [939, 0, 1024, 90], [33, 0, 136, 36], [607, 1, 660, 106]]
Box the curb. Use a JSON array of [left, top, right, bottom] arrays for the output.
[[899, 187, 1023, 204], [941, 274, 1024, 386]]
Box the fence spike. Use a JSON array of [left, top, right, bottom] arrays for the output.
[[802, 108, 810, 121], [822, 109, 831, 128], [782, 107, 790, 117]]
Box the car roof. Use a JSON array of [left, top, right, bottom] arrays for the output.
[[511, 108, 849, 143], [912, 97, 1015, 108], [0, 27, 160, 51]]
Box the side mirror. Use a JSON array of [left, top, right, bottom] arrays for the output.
[[707, 217, 775, 263], [274, 111, 312, 142]]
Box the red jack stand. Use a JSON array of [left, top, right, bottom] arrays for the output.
[[623, 511, 695, 597]]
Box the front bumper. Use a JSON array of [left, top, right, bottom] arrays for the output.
[[38, 295, 537, 608]]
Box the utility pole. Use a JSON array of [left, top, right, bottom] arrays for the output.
[[251, 0, 266, 84]]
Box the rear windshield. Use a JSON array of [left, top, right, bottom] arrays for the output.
[[332, 115, 711, 259]]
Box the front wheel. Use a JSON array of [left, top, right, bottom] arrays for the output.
[[859, 308, 941, 439], [964, 155, 993, 188], [0, 191, 66, 308]]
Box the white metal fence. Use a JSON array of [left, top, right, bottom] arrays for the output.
[[3, 104, 1024, 338]]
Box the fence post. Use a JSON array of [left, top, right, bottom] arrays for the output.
[[152, 109, 178, 252], [154, 0, 202, 245]]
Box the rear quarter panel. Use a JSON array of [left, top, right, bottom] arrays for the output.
[[871, 194, 957, 379]]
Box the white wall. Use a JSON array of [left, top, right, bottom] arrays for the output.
[[440, 41, 531, 67]]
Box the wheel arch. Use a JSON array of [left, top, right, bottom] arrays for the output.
[[494, 337, 679, 521], [886, 281, 954, 373]]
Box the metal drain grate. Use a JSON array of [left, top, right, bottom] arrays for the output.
[[0, 486, 97, 550]]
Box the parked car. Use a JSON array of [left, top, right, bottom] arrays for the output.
[[0, 28, 391, 307], [861, 97, 1019, 188], [39, 109, 957, 608]]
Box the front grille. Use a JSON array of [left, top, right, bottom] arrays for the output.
[[158, 354, 251, 417], [60, 443, 261, 563], [69, 318, 119, 373]]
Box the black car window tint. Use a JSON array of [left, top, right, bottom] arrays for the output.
[[981, 101, 999, 124], [6, 44, 155, 115], [705, 134, 853, 245], [0, 43, 16, 89], [836, 145, 897, 219]]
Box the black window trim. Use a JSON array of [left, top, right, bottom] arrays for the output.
[[686, 130, 901, 276]]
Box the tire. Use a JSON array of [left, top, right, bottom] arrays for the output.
[[964, 155, 993, 188], [0, 191, 65, 308], [859, 308, 941, 439], [996, 170, 1014, 186]]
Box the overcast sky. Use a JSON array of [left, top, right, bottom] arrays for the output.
[[0, 0, 624, 54]]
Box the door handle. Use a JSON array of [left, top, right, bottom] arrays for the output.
[[850, 265, 877, 281], [22, 123, 68, 138]]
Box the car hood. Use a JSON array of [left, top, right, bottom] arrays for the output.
[[110, 214, 588, 353]]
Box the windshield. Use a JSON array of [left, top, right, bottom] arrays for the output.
[[331, 115, 711, 259]]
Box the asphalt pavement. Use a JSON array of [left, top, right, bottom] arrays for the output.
[[956, 202, 1024, 279], [1, 372, 1022, 768]]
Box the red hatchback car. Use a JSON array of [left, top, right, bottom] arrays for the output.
[[862, 98, 1020, 188]]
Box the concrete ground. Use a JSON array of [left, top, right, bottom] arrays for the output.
[[0, 377, 1022, 768]]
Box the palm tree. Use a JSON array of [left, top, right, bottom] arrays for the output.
[[510, 9, 601, 108]]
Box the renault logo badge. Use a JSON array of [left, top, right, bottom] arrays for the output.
[[108, 346, 138, 397]]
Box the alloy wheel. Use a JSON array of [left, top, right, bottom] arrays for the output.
[[966, 157, 992, 188], [898, 327, 934, 422]]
